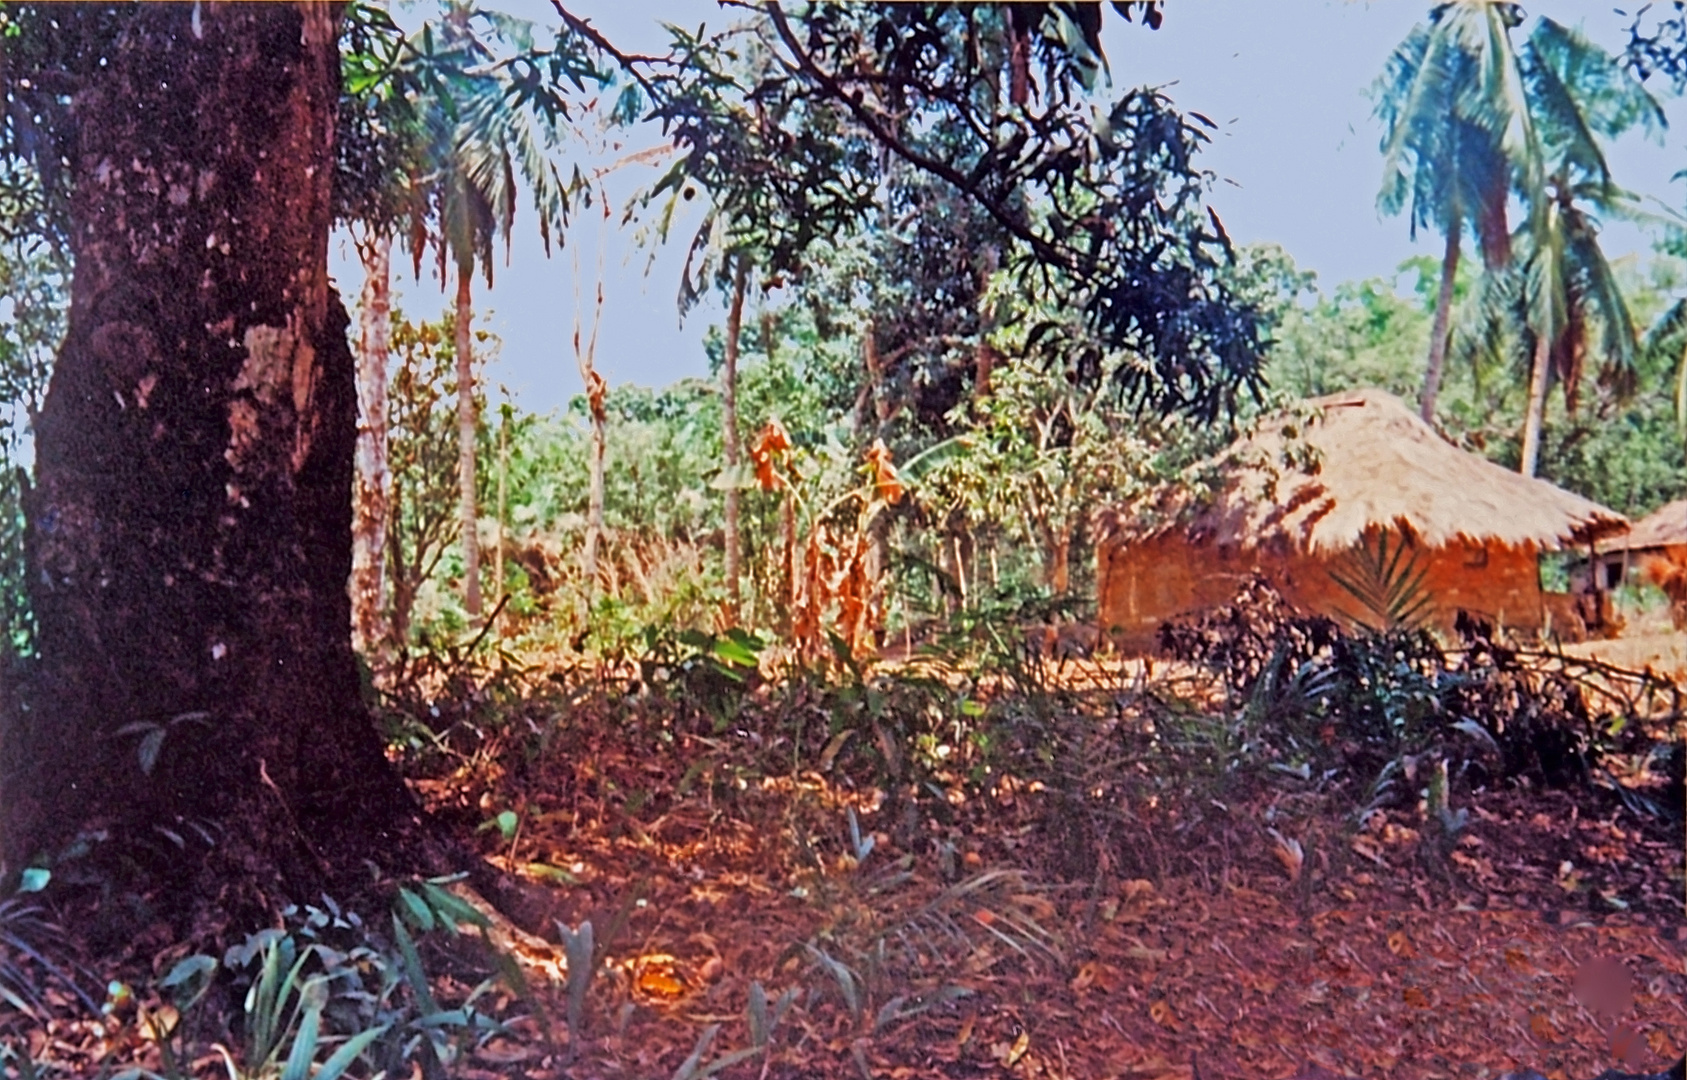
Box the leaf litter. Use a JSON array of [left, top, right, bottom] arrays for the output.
[[2, 647, 1682, 1080]]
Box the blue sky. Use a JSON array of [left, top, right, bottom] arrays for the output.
[[329, 1, 1687, 415]]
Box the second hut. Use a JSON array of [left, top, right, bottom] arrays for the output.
[[1095, 389, 1630, 651]]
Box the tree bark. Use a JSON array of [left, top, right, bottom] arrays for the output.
[[4, 5, 434, 910], [352, 231, 392, 657], [455, 265, 481, 617], [1420, 218, 1461, 423], [722, 259, 749, 624], [1520, 327, 1552, 477]]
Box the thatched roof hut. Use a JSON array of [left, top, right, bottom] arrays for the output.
[[1096, 388, 1629, 650], [1583, 497, 1687, 596], [1600, 498, 1687, 554]]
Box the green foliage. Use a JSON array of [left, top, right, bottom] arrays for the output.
[[1260, 267, 1437, 403], [915, 267, 1235, 611], [0, 236, 65, 655], [121, 893, 508, 1080], [628, 626, 768, 730], [1159, 579, 1666, 818], [619, 2, 1268, 421], [0, 894, 92, 1022], [384, 307, 493, 646]]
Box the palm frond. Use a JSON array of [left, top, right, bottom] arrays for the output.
[[1530, 18, 1665, 145], [1327, 528, 1435, 632], [1448, 260, 1523, 387]]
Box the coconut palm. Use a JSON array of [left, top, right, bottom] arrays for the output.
[[1514, 17, 1663, 476], [1514, 171, 1646, 476], [1375, 1, 1538, 423]]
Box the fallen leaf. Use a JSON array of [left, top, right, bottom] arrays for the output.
[[956, 1015, 975, 1049], [1005, 1031, 1030, 1066], [1505, 947, 1537, 976], [628, 954, 689, 1002], [1387, 930, 1416, 958]]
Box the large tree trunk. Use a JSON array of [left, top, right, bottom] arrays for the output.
[[455, 265, 482, 617], [1420, 219, 1461, 423], [3, 5, 434, 913], [352, 231, 392, 657], [722, 260, 749, 624], [1520, 327, 1552, 477]]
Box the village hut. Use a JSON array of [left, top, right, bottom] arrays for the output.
[[1587, 498, 1687, 588], [1094, 388, 1630, 652], [1589, 498, 1687, 626]]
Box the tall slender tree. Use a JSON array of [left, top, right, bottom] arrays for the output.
[[1512, 18, 1662, 476], [352, 230, 394, 654], [411, 3, 595, 617], [721, 257, 750, 622], [336, 5, 427, 659], [1374, 0, 1536, 423]]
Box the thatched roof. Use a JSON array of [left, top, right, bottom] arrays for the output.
[[1600, 498, 1687, 553], [1103, 388, 1629, 554]]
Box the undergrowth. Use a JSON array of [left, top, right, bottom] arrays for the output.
[[4, 593, 1682, 1077]]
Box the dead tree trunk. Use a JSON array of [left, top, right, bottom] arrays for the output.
[[722, 259, 749, 624], [574, 244, 607, 594]]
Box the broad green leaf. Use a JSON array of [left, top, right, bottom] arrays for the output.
[[396, 886, 436, 933], [711, 637, 759, 668], [312, 1024, 390, 1080], [279, 998, 321, 1080], [419, 881, 492, 931]]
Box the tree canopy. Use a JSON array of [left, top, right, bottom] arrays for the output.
[[568, 1, 1267, 422]]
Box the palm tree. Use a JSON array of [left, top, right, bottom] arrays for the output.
[[1514, 18, 1663, 476], [1515, 173, 1646, 476], [410, 4, 586, 617], [1374, 1, 1537, 423]]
